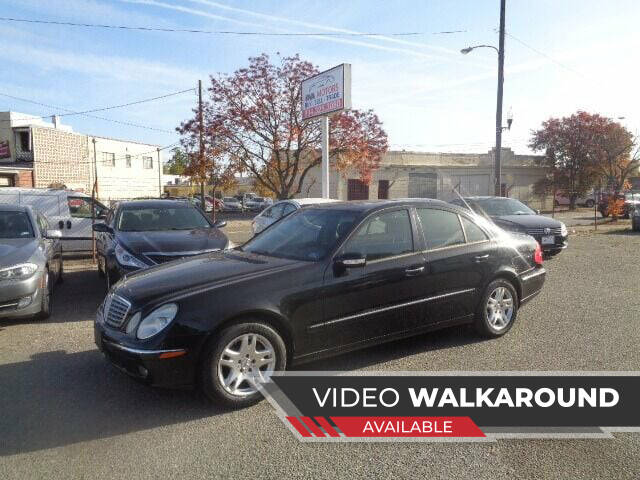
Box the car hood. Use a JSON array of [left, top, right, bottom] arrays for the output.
[[115, 249, 299, 305], [0, 239, 39, 267], [117, 228, 228, 255], [491, 214, 562, 230]]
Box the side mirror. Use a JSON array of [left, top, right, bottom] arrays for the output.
[[213, 220, 227, 228], [92, 223, 113, 233], [45, 229, 62, 239], [334, 252, 366, 273]]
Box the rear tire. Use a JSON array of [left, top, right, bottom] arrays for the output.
[[585, 199, 595, 208], [475, 279, 518, 338], [200, 322, 287, 408]]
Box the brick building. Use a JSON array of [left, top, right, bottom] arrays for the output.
[[0, 111, 162, 201]]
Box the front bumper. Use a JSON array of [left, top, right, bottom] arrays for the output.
[[0, 271, 44, 319], [94, 319, 203, 388], [530, 234, 568, 255]]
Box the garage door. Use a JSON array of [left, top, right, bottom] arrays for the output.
[[347, 179, 369, 200], [408, 173, 437, 198], [451, 174, 491, 196]]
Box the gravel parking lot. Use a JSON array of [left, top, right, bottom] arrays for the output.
[[1, 227, 640, 479]]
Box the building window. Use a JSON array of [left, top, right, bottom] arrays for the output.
[[143, 156, 153, 169], [378, 180, 389, 199], [17, 131, 31, 152], [102, 152, 115, 167], [125, 155, 132, 168], [347, 179, 369, 200]]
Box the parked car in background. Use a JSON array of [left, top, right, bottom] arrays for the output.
[[244, 196, 272, 212], [451, 196, 568, 256], [251, 198, 339, 234], [93, 200, 230, 289], [0, 205, 63, 320], [554, 191, 596, 208], [0, 188, 108, 251], [631, 204, 640, 231], [221, 197, 244, 212], [598, 192, 640, 218], [95, 199, 545, 407]]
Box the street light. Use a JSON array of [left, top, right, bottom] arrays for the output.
[[460, 0, 506, 196]]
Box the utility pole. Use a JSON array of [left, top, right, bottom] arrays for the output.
[[321, 116, 329, 198], [494, 0, 506, 196], [91, 138, 98, 263], [198, 79, 206, 208], [157, 147, 162, 198]]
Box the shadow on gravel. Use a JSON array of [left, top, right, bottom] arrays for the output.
[[603, 228, 638, 236], [300, 325, 485, 372], [0, 267, 106, 327], [0, 349, 221, 456]]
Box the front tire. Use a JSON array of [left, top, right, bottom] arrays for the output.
[[37, 268, 51, 320], [475, 279, 518, 338], [585, 199, 595, 208], [200, 322, 287, 408]]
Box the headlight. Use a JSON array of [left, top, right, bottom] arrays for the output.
[[226, 240, 236, 249], [115, 243, 148, 269], [136, 303, 178, 340], [560, 222, 568, 236], [0, 263, 38, 281]]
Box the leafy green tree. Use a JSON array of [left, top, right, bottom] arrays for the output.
[[164, 147, 189, 175]]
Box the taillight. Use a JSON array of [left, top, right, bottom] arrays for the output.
[[534, 243, 543, 265]]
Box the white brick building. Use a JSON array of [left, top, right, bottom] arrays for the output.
[[0, 111, 162, 202]]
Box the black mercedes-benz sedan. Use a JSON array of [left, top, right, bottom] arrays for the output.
[[451, 196, 568, 256], [94, 199, 546, 407], [93, 199, 229, 289]]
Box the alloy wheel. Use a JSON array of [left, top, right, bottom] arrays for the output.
[[217, 333, 276, 397], [486, 286, 514, 331]]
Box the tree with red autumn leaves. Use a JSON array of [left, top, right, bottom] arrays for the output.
[[530, 111, 638, 211], [179, 54, 388, 200]]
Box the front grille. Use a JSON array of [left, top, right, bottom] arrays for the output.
[[104, 294, 131, 329], [527, 227, 562, 236], [145, 254, 186, 265]]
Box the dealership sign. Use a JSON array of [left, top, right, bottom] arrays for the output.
[[259, 372, 640, 441], [301, 64, 352, 121], [0, 140, 10, 159]]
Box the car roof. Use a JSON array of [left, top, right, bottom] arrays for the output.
[[289, 198, 340, 206], [0, 187, 90, 197], [300, 198, 455, 213], [118, 199, 193, 209], [0, 204, 31, 213]]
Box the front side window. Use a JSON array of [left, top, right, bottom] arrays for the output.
[[342, 209, 414, 261], [143, 156, 153, 169], [417, 208, 465, 250], [68, 197, 108, 218], [0, 211, 34, 238], [117, 206, 211, 232], [243, 208, 359, 261]]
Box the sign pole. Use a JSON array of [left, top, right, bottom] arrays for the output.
[[321, 116, 329, 199]]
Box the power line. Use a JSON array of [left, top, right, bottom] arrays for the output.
[[0, 16, 466, 36], [0, 93, 180, 133], [504, 32, 587, 78]]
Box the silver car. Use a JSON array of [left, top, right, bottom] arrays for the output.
[[251, 198, 339, 234], [0, 205, 63, 320]]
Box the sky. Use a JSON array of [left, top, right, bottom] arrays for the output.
[[1, 0, 639, 158]]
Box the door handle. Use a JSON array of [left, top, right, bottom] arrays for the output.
[[405, 266, 425, 276], [474, 254, 490, 263], [66, 220, 72, 229], [58, 220, 64, 229]]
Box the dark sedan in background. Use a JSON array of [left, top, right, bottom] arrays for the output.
[[451, 196, 568, 256], [95, 199, 546, 407], [0, 205, 63, 320], [93, 200, 229, 289]]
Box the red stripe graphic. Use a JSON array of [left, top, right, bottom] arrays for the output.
[[330, 417, 485, 438], [286, 416, 312, 437], [301, 416, 325, 437], [315, 416, 340, 437]]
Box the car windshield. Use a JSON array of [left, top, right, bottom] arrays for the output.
[[223, 197, 236, 203], [474, 198, 536, 216], [117, 207, 211, 232], [0, 211, 34, 238], [242, 208, 359, 261]]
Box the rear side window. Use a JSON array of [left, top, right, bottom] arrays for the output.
[[281, 203, 297, 216], [417, 208, 465, 250], [461, 216, 488, 243], [343, 209, 414, 261]]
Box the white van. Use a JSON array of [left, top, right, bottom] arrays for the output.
[[0, 188, 108, 251]]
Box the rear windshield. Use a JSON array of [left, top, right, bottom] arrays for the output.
[[0, 211, 34, 238], [117, 207, 211, 232]]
